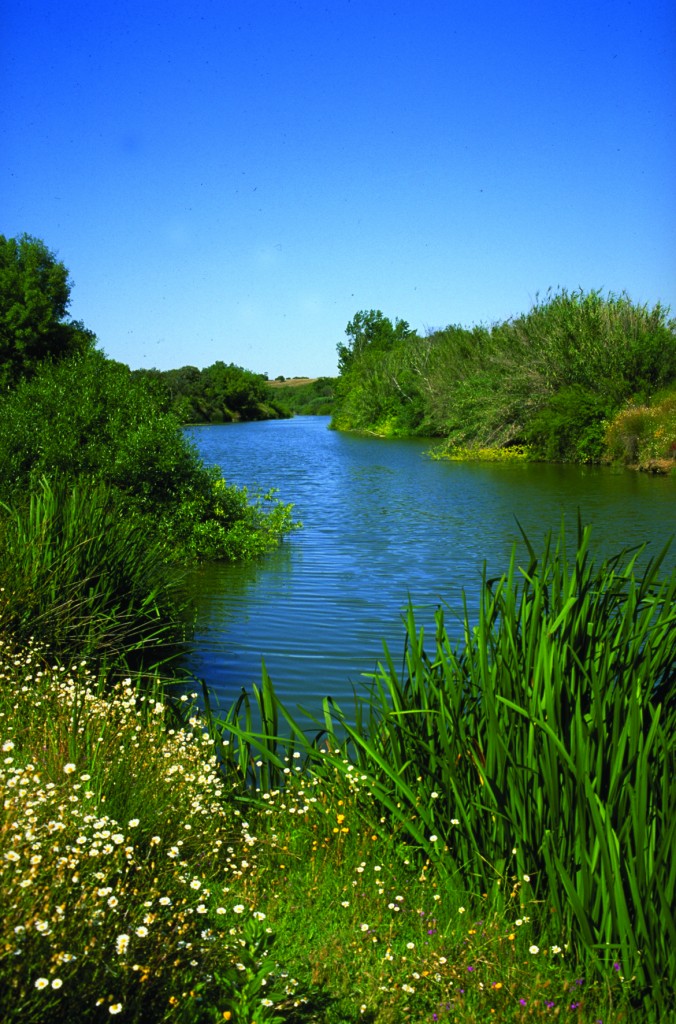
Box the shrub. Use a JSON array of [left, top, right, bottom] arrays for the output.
[[336, 292, 676, 460], [523, 385, 612, 462], [0, 351, 299, 564], [604, 386, 676, 468]]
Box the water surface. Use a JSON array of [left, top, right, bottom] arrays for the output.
[[185, 417, 675, 712]]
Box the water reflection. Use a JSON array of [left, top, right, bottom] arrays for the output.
[[184, 417, 675, 712]]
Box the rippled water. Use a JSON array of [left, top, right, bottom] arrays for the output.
[[184, 416, 675, 711]]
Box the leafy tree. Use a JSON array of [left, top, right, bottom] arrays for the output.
[[136, 362, 289, 424], [0, 234, 95, 387], [337, 310, 415, 374], [332, 310, 426, 433]]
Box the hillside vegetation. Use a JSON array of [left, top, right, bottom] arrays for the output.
[[266, 376, 337, 416]]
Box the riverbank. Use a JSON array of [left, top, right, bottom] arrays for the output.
[[2, 524, 674, 1022], [330, 295, 676, 469], [0, 642, 649, 1024]]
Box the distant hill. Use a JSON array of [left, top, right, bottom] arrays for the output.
[[266, 377, 318, 388]]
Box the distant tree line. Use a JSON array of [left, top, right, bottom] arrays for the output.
[[133, 362, 290, 424], [265, 376, 336, 416], [331, 293, 676, 466]]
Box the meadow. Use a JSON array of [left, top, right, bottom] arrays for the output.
[[2, 524, 674, 1023]]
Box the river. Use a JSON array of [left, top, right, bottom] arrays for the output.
[[184, 416, 675, 712]]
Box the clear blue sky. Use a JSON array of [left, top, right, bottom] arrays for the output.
[[2, 0, 674, 379]]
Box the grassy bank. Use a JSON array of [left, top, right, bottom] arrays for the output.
[[0, 646, 644, 1024], [2, 525, 674, 1022]]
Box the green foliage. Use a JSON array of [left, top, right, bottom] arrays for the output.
[[332, 311, 427, 435], [511, 288, 676, 399], [0, 350, 299, 567], [0, 477, 186, 668], [266, 376, 337, 416], [523, 385, 613, 462], [213, 523, 676, 1013], [0, 350, 183, 490], [337, 309, 416, 374], [603, 383, 676, 469], [135, 361, 290, 424], [334, 291, 676, 461], [0, 234, 95, 388], [170, 481, 300, 563]]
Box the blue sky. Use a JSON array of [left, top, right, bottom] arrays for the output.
[[2, 0, 674, 379]]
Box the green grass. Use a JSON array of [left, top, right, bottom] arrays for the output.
[[0, 476, 188, 671], [1, 523, 674, 1022], [0, 641, 642, 1024]]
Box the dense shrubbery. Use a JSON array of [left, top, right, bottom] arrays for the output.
[[331, 310, 427, 435], [265, 376, 337, 416], [522, 385, 614, 463], [134, 361, 290, 424], [0, 350, 297, 565], [331, 292, 676, 465], [0, 234, 298, 670], [604, 383, 676, 469]]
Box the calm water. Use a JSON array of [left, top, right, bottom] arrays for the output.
[[185, 416, 675, 711]]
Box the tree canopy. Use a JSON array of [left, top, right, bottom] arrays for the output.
[[0, 233, 95, 388], [337, 310, 415, 374], [134, 361, 290, 424]]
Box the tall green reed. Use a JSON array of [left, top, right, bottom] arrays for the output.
[[0, 476, 188, 671], [212, 521, 676, 1008]]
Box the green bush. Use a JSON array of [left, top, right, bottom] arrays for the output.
[[604, 385, 676, 467], [523, 385, 612, 462], [334, 292, 676, 459], [266, 376, 337, 417], [0, 351, 298, 563], [135, 361, 291, 424]]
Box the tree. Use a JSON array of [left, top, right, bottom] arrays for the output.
[[337, 310, 415, 374], [0, 234, 95, 388]]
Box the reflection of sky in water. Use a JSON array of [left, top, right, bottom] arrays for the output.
[[184, 418, 676, 713]]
